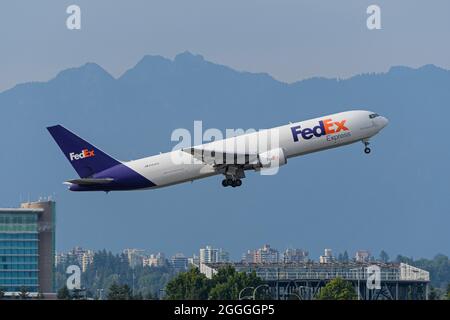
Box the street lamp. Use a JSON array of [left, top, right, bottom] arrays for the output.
[[238, 287, 254, 300], [253, 284, 269, 300]]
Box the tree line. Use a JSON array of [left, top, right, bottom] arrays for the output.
[[55, 249, 450, 300]]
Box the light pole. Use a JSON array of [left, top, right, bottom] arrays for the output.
[[238, 287, 254, 300], [253, 284, 269, 300], [350, 267, 363, 300]]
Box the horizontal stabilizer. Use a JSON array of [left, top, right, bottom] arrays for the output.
[[65, 178, 114, 185]]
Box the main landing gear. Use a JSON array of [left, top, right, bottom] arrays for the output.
[[222, 178, 242, 188], [363, 140, 371, 154], [220, 165, 245, 188]]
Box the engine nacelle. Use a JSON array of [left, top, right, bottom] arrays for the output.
[[257, 148, 287, 169]]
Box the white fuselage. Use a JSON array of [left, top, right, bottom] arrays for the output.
[[123, 110, 388, 189]]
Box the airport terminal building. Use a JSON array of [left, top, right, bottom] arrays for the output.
[[0, 200, 56, 298], [201, 261, 430, 300]]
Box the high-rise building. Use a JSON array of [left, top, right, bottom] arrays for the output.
[[319, 249, 334, 264], [171, 253, 188, 271], [68, 246, 88, 266], [218, 248, 230, 263], [283, 248, 309, 263], [355, 250, 371, 263], [143, 252, 166, 267], [242, 250, 256, 264], [200, 245, 230, 264], [254, 244, 279, 264], [123, 248, 145, 268], [242, 245, 279, 264], [55, 252, 67, 267], [0, 200, 56, 297], [81, 250, 94, 272], [188, 254, 200, 267], [200, 245, 218, 264]]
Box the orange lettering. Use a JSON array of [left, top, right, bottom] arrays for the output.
[[323, 119, 335, 134], [335, 120, 349, 132]]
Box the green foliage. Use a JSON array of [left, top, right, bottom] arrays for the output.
[[106, 282, 133, 300], [428, 286, 440, 300], [165, 265, 265, 300], [165, 267, 211, 300], [209, 266, 263, 300], [55, 249, 176, 299], [57, 285, 71, 300], [379, 250, 389, 263], [317, 278, 357, 300]]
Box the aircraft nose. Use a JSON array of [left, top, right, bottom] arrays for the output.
[[374, 116, 389, 129]]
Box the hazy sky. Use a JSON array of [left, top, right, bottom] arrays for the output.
[[0, 0, 449, 91]]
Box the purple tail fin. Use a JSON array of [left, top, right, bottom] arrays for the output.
[[47, 125, 121, 178]]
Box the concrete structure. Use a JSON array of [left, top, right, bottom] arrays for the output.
[[55, 252, 67, 267], [199, 245, 230, 264], [0, 200, 56, 297], [123, 248, 145, 268], [171, 253, 188, 271], [188, 254, 200, 267], [218, 248, 230, 263], [242, 250, 255, 264], [254, 244, 279, 264], [200, 245, 218, 264], [143, 252, 166, 267], [201, 262, 430, 300], [283, 248, 309, 263], [355, 250, 371, 263], [242, 244, 279, 264], [81, 250, 94, 272], [67, 246, 88, 266], [319, 249, 334, 264]]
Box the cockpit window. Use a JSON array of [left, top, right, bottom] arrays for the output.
[[369, 113, 379, 119]]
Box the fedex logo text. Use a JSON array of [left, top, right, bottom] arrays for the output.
[[69, 149, 95, 161], [291, 119, 349, 142]]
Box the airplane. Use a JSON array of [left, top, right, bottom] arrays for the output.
[[47, 110, 388, 192]]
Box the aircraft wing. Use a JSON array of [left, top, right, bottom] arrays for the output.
[[182, 147, 258, 166], [65, 178, 114, 185]]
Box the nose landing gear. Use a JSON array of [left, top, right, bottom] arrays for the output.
[[363, 140, 371, 154]]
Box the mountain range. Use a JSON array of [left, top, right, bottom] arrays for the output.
[[1, 51, 449, 259]]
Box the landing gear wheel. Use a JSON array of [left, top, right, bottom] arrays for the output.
[[231, 181, 237, 188], [236, 179, 242, 187], [222, 179, 228, 187], [226, 178, 233, 186], [363, 140, 371, 154]]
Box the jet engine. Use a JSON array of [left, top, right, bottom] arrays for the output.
[[257, 148, 287, 169]]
